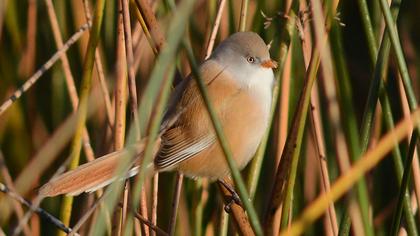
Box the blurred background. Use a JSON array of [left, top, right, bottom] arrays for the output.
[[0, 0, 419, 235]]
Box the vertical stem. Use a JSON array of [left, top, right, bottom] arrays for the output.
[[115, 0, 128, 155], [122, 0, 141, 138], [119, 184, 130, 235], [116, 0, 129, 234], [82, 0, 114, 133], [390, 131, 419, 235], [193, 180, 204, 236], [284, 110, 420, 235], [357, 0, 418, 233], [238, 0, 248, 31], [138, 186, 150, 236], [356, 0, 378, 62], [168, 173, 184, 236], [338, 210, 351, 236], [378, 0, 416, 109], [58, 0, 106, 233], [262, 9, 296, 235], [299, 6, 338, 233], [205, 0, 226, 59], [150, 173, 159, 236], [218, 210, 229, 236]]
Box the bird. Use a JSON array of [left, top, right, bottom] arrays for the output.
[[39, 31, 277, 197]]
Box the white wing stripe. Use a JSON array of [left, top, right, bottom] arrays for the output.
[[156, 136, 215, 169]]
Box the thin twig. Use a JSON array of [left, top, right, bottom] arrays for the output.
[[0, 152, 31, 236], [13, 153, 73, 236], [298, 2, 338, 233], [94, 48, 115, 130], [205, 0, 226, 59], [0, 23, 91, 116], [68, 194, 104, 236], [44, 0, 78, 109], [0, 183, 74, 235], [134, 212, 169, 236], [132, 23, 148, 73], [122, 0, 141, 138], [44, 0, 96, 162], [308, 89, 339, 235]]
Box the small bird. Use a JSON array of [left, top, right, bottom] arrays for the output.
[[40, 31, 277, 197]]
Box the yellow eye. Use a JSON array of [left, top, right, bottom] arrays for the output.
[[246, 56, 255, 63]]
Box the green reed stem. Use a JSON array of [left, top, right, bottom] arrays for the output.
[[391, 132, 419, 235], [358, 0, 418, 233], [58, 0, 105, 234]]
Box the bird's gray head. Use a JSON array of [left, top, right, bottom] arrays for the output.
[[210, 32, 277, 72]]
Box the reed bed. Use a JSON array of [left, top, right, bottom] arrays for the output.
[[0, 0, 419, 235]]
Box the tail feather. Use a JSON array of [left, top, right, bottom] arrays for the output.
[[81, 165, 143, 194], [39, 141, 155, 197]]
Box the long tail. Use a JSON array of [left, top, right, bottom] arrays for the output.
[[39, 140, 158, 197]]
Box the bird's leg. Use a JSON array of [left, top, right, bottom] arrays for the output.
[[218, 179, 242, 212]]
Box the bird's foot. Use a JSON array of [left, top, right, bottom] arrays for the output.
[[218, 179, 242, 212]]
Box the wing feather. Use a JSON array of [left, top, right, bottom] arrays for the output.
[[155, 128, 215, 169], [155, 59, 235, 171]]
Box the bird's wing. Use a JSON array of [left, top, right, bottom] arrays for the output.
[[155, 127, 216, 170], [155, 59, 239, 171]]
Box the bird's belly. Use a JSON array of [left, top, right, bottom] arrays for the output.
[[177, 88, 271, 179]]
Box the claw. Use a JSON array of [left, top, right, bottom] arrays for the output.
[[219, 179, 243, 212]]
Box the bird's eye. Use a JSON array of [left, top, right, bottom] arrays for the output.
[[246, 56, 255, 63]]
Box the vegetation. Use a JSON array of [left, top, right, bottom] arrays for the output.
[[0, 0, 419, 235]]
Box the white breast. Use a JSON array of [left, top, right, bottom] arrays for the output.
[[230, 65, 274, 120], [247, 68, 274, 116], [228, 66, 274, 168]]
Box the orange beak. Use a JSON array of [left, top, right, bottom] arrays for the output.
[[261, 59, 278, 69]]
